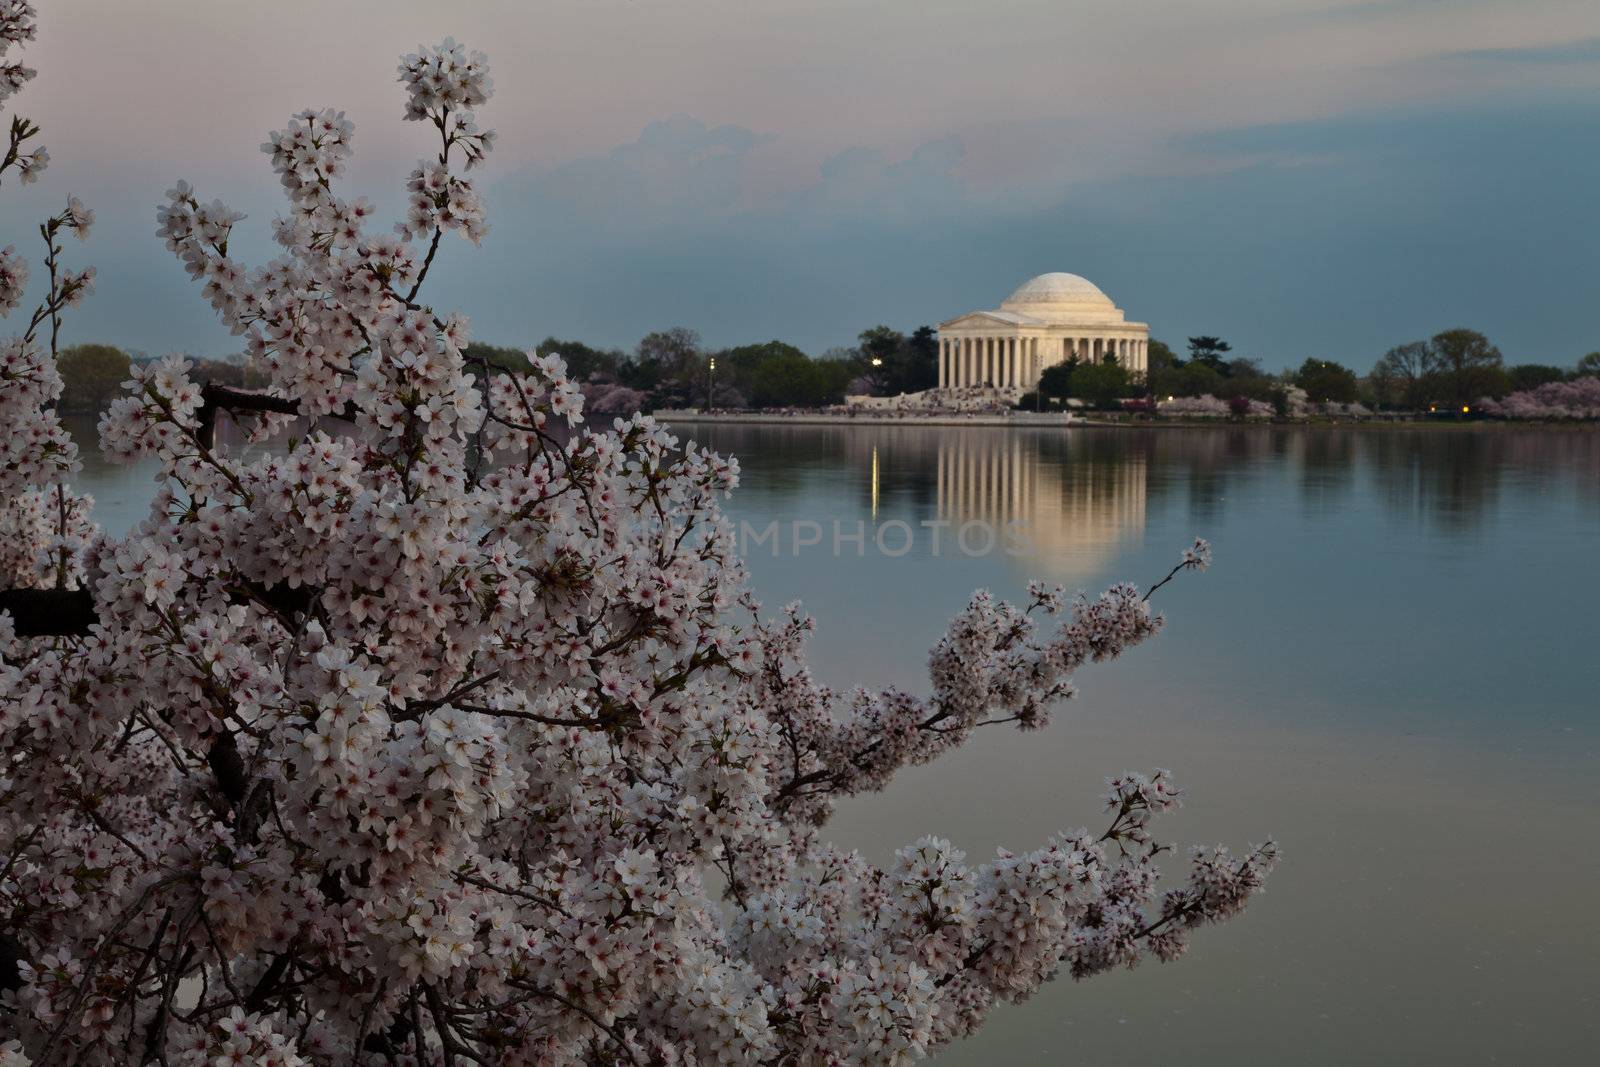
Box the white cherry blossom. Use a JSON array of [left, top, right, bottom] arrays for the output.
[[0, 27, 1274, 1066]]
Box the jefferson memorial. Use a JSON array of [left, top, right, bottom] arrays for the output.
[[937, 273, 1149, 391]]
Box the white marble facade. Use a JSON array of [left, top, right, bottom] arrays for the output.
[[937, 273, 1149, 391]]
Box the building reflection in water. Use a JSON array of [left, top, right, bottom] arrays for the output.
[[671, 422, 1600, 571], [934, 430, 1147, 583]]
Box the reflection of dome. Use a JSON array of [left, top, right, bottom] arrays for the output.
[[936, 432, 1146, 584], [1001, 272, 1114, 310]]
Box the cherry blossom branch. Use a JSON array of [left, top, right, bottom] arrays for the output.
[[1144, 537, 1211, 602], [0, 585, 94, 635]]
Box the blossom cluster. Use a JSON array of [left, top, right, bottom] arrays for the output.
[[1480, 376, 1600, 420], [0, 2, 36, 109], [1158, 394, 1273, 418], [0, 36, 1274, 1066], [0, 5, 96, 595], [398, 39, 495, 241], [0, 2, 44, 183], [1315, 400, 1371, 418]]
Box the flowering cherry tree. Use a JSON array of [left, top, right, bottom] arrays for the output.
[[0, 26, 1276, 1067], [1480, 377, 1600, 420], [0, 0, 96, 606]]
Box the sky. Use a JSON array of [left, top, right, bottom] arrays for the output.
[[6, 0, 1600, 370]]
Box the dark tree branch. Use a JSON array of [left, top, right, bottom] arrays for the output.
[[0, 586, 95, 637], [1, 384, 346, 640], [195, 382, 301, 449]]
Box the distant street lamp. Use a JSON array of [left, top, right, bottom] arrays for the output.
[[870, 356, 882, 396], [707, 357, 716, 413]]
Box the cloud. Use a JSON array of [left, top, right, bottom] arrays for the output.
[[496, 115, 773, 231], [1441, 36, 1600, 64], [495, 118, 968, 237], [14, 1, 1600, 372], [439, 89, 1600, 371], [795, 136, 966, 219], [1285, 0, 1496, 25]]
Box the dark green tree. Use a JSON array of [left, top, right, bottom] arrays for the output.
[[1216, 357, 1277, 401], [847, 324, 939, 396], [619, 327, 702, 395], [1037, 361, 1077, 400], [1294, 358, 1359, 404], [1147, 339, 1181, 372], [56, 343, 131, 413], [902, 325, 939, 393], [1506, 364, 1568, 393], [1070, 360, 1133, 408], [1427, 329, 1506, 405], [1577, 352, 1600, 377], [855, 325, 904, 395], [1186, 336, 1232, 372], [1151, 361, 1223, 399], [747, 352, 842, 408], [1368, 341, 1435, 410], [536, 336, 623, 381]]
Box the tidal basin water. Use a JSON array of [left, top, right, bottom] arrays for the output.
[[73, 420, 1599, 1064]]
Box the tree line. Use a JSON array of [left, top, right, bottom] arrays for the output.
[[470, 323, 943, 413], [53, 327, 1600, 417], [53, 325, 945, 416], [1024, 330, 1600, 414]]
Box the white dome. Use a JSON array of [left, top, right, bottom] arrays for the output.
[[1002, 272, 1113, 309]]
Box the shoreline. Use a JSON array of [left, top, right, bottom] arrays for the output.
[[656, 410, 1597, 431]]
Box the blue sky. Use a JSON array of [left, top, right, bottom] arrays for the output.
[[6, 0, 1599, 370]]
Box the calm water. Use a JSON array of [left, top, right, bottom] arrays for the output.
[[72, 419, 1600, 1064]]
